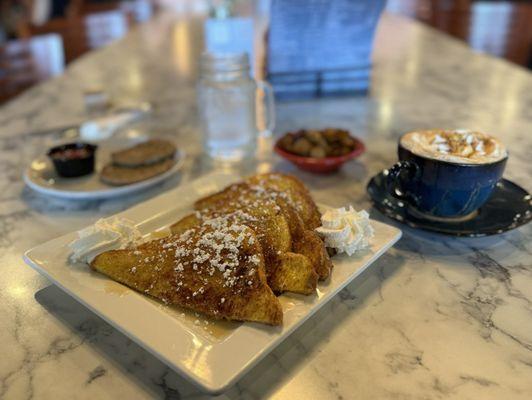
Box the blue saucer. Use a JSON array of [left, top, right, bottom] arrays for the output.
[[367, 171, 531, 237]]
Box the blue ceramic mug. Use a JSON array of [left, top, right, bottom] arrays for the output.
[[385, 136, 508, 219]]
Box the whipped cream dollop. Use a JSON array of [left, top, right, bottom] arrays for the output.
[[316, 206, 374, 256], [69, 217, 142, 264]]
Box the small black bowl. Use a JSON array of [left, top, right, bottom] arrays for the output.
[[47, 142, 97, 178]]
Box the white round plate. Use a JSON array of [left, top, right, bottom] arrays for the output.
[[24, 139, 185, 200]]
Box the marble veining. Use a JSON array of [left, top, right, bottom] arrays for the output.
[[0, 10, 531, 400]]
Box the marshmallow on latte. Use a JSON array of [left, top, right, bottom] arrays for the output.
[[400, 129, 507, 164]]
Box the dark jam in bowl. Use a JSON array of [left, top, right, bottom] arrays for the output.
[[47, 142, 97, 177]]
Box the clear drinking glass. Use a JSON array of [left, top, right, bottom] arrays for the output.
[[197, 52, 275, 161]]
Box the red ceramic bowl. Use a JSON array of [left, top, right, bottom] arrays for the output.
[[274, 136, 366, 173]]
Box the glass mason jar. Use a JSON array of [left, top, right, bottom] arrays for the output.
[[197, 52, 275, 161]]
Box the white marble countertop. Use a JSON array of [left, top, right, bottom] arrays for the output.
[[1, 10, 531, 400]]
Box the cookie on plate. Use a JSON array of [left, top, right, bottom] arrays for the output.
[[111, 139, 176, 167], [101, 158, 175, 186]]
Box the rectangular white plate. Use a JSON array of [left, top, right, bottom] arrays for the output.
[[24, 172, 402, 394]]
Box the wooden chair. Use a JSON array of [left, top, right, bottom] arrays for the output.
[[120, 0, 153, 23], [23, 18, 88, 63], [0, 34, 65, 103], [78, 0, 152, 25], [386, 0, 532, 67], [78, 0, 124, 14], [470, 1, 532, 66], [84, 10, 128, 49], [20, 9, 129, 63]]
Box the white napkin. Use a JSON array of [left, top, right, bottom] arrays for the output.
[[79, 111, 141, 141]]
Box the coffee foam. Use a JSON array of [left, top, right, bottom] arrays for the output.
[[400, 129, 507, 164]]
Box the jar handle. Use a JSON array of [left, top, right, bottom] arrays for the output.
[[256, 80, 275, 136]]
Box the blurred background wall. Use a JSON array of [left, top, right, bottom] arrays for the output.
[[0, 0, 531, 104]]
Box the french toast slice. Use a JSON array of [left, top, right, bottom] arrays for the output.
[[242, 173, 333, 279], [194, 182, 307, 240], [171, 204, 292, 267], [270, 252, 317, 294], [91, 218, 283, 325], [194, 176, 333, 280], [245, 173, 322, 230], [170, 202, 319, 294], [292, 230, 333, 280]]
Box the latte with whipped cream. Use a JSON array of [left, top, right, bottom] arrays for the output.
[[400, 129, 507, 164]]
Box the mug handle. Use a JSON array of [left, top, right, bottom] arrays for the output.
[[384, 160, 420, 207], [256, 80, 275, 136]]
